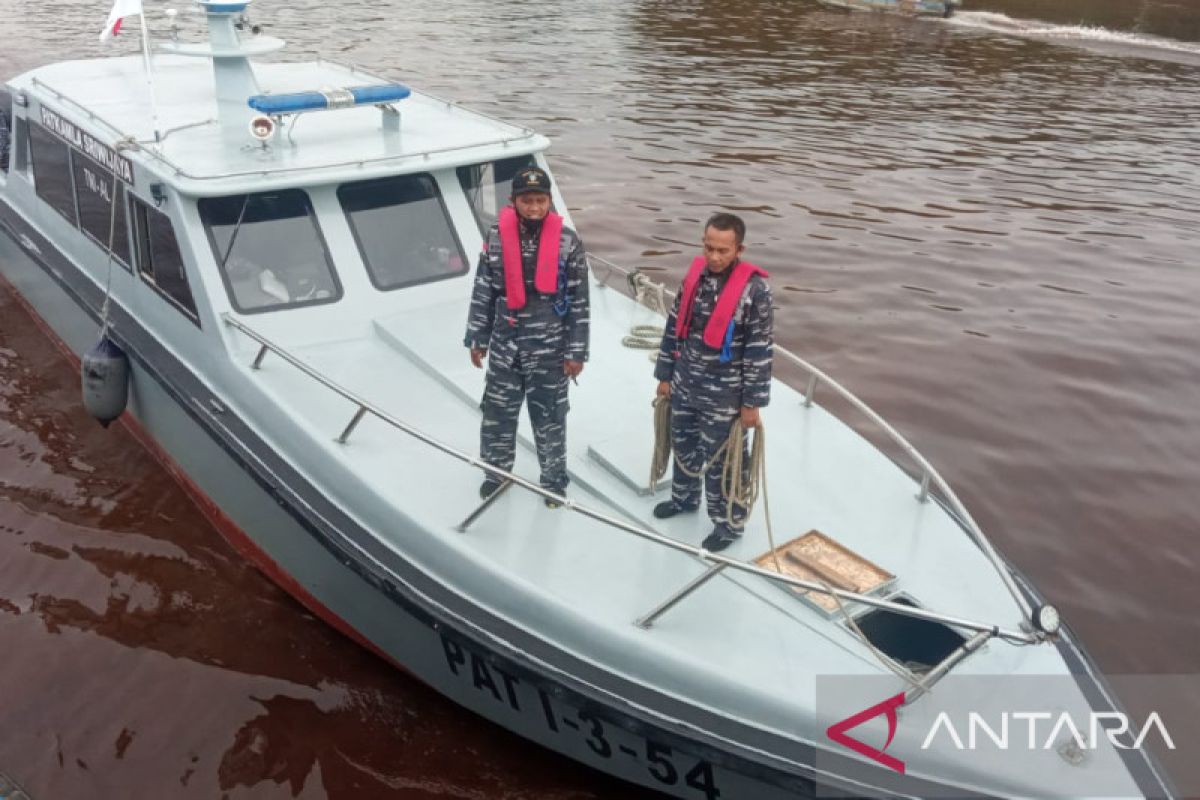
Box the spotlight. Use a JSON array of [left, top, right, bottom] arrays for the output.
[[249, 114, 276, 142]]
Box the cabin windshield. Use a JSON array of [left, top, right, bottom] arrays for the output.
[[200, 189, 341, 313], [456, 155, 536, 235], [337, 173, 467, 291]]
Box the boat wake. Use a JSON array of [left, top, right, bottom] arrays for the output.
[[947, 11, 1200, 62]]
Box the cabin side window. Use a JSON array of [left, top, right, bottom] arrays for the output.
[[456, 155, 536, 235], [199, 189, 341, 314], [132, 197, 199, 324], [0, 89, 11, 174], [71, 151, 131, 269], [28, 121, 78, 225], [338, 173, 467, 291]]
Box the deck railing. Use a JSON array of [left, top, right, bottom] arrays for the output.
[[220, 310, 1039, 648], [587, 252, 1036, 627], [29, 67, 541, 182]]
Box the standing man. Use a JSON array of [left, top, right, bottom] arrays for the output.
[[653, 213, 774, 551], [465, 166, 589, 507]]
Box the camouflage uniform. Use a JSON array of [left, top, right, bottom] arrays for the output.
[[654, 264, 773, 530], [465, 218, 589, 491]]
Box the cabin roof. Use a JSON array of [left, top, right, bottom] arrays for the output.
[[14, 55, 547, 195]]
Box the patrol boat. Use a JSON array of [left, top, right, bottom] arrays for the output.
[[816, 0, 963, 18], [0, 2, 1176, 798]]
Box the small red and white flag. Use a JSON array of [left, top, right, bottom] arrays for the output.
[[99, 0, 144, 41]]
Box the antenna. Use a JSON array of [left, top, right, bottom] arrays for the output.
[[138, 10, 163, 143], [158, 0, 285, 136]]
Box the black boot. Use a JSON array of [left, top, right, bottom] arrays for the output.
[[480, 479, 502, 500], [702, 524, 742, 552], [653, 500, 698, 519]]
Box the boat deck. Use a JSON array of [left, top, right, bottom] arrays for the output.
[[216, 272, 1052, 745]]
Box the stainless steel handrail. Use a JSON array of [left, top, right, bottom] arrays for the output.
[[586, 251, 1035, 625], [220, 312, 1037, 644]]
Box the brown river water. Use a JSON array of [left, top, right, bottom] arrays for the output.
[[2, 0, 1199, 797]]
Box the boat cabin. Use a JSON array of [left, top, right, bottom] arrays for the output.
[[0, 41, 553, 362]]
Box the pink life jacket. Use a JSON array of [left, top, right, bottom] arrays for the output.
[[498, 205, 563, 311], [675, 256, 769, 349]]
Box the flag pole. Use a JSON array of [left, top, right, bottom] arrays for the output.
[[137, 10, 163, 144]]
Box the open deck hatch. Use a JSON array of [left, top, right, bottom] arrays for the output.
[[852, 596, 967, 673]]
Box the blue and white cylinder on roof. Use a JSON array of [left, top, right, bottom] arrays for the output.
[[248, 84, 411, 115], [246, 84, 410, 142]]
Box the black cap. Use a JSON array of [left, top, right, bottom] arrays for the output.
[[512, 166, 553, 196]]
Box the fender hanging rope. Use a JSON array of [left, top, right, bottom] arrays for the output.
[[99, 137, 138, 335]]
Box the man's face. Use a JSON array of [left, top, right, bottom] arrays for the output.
[[513, 192, 552, 221], [702, 226, 743, 272]]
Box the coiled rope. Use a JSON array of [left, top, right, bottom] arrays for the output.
[[622, 271, 668, 355], [622, 324, 664, 350], [650, 395, 780, 570]]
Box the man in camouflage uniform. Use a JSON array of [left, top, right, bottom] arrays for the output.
[[464, 166, 589, 506], [653, 213, 773, 551]]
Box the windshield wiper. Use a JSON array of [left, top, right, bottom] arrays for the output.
[[220, 194, 251, 268]]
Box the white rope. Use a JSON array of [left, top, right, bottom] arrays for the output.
[[623, 273, 667, 352], [649, 396, 768, 532], [622, 324, 663, 350]]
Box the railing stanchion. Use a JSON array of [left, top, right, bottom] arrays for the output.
[[337, 405, 369, 444], [804, 374, 819, 408], [456, 479, 515, 532], [904, 630, 991, 705], [917, 471, 931, 503], [635, 563, 728, 629], [252, 344, 269, 370]]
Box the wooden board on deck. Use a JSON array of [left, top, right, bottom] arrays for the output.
[[754, 530, 895, 615]]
